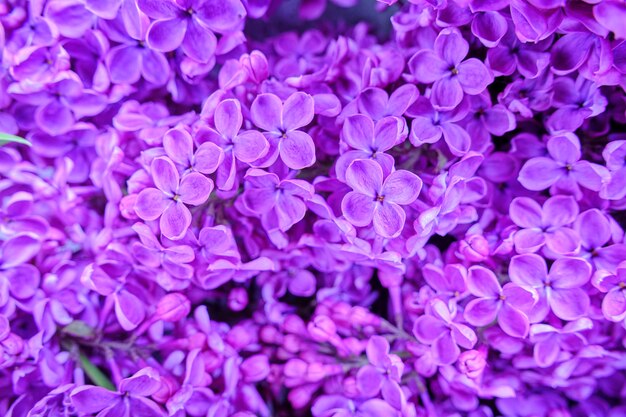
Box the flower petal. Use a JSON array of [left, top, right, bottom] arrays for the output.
[[135, 188, 170, 221], [280, 131, 316, 169], [179, 173, 213, 206], [151, 157, 179, 195], [341, 192, 375, 227], [160, 202, 192, 240], [382, 170, 422, 205], [549, 287, 590, 321], [251, 93, 282, 132], [146, 18, 187, 52], [345, 159, 382, 197], [283, 92, 314, 131], [467, 266, 501, 297], [373, 202, 405, 238]]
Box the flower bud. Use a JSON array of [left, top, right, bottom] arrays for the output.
[[307, 315, 337, 342], [228, 287, 248, 312], [458, 348, 487, 379], [241, 354, 270, 383], [240, 50, 269, 84], [459, 234, 490, 262], [155, 293, 190, 322]]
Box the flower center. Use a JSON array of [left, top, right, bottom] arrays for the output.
[[450, 67, 459, 75], [619, 282, 626, 290], [376, 195, 385, 202]]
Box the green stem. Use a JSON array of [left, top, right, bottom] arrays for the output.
[[79, 352, 116, 391], [0, 133, 31, 147]]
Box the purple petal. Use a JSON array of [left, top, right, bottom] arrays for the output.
[[135, 188, 170, 221], [372, 201, 405, 238], [151, 157, 179, 195], [275, 194, 307, 231], [509, 254, 547, 287], [181, 18, 216, 63], [518, 157, 562, 190], [70, 386, 120, 413], [413, 316, 447, 344], [141, 50, 170, 85], [146, 18, 187, 52], [542, 196, 578, 228], [464, 298, 499, 326], [602, 289, 626, 322], [358, 88, 387, 120], [280, 131, 316, 169], [114, 290, 146, 331], [435, 28, 468, 65], [343, 114, 374, 150], [514, 228, 546, 253], [549, 258, 591, 289], [160, 202, 192, 240], [196, 0, 246, 34], [550, 33, 594, 74], [194, 142, 224, 174], [498, 304, 530, 338], [234, 131, 268, 163], [467, 266, 501, 297], [345, 159, 382, 197], [179, 173, 213, 205], [410, 116, 442, 146], [341, 192, 375, 227], [215, 99, 242, 140], [356, 365, 384, 397], [408, 50, 448, 83], [382, 170, 422, 205], [251, 94, 282, 132], [137, 0, 180, 19], [1, 234, 41, 269], [106, 45, 142, 84], [549, 288, 590, 320], [433, 331, 460, 365], [594, 1, 626, 40], [457, 58, 492, 95], [431, 77, 464, 110], [441, 122, 471, 156], [283, 92, 314, 131], [510, 197, 542, 228], [119, 368, 161, 396], [471, 11, 508, 47], [163, 127, 193, 166], [366, 335, 390, 367], [36, 100, 74, 135], [545, 227, 580, 255]]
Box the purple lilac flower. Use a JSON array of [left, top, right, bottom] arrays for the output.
[[509, 195, 580, 255], [250, 92, 316, 170], [341, 159, 422, 238], [509, 254, 592, 322], [592, 262, 626, 322], [464, 266, 537, 338], [409, 28, 492, 110], [135, 156, 213, 240]]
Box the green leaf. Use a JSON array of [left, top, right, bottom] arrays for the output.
[[79, 352, 116, 391], [62, 321, 96, 339], [0, 133, 31, 147]]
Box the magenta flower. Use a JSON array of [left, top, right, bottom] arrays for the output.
[[413, 299, 477, 365], [574, 209, 626, 271], [357, 85, 419, 121], [409, 28, 492, 110], [139, 0, 246, 63], [530, 318, 592, 367], [242, 168, 314, 232], [509, 195, 580, 255], [135, 156, 213, 240], [199, 99, 269, 191], [250, 92, 316, 169], [71, 367, 165, 417], [592, 262, 626, 322], [336, 114, 401, 182], [341, 159, 422, 238], [518, 134, 609, 196], [546, 76, 608, 133], [509, 254, 592, 322], [163, 127, 223, 174], [464, 266, 537, 338], [408, 97, 471, 156], [356, 336, 404, 397]]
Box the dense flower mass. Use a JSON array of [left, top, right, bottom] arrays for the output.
[[2, 0, 626, 416]]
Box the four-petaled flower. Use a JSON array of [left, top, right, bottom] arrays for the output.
[[135, 156, 213, 240], [341, 159, 422, 238]]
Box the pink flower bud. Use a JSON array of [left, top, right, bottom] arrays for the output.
[[458, 348, 487, 379], [240, 50, 269, 84], [241, 354, 270, 383], [284, 358, 308, 387], [228, 287, 248, 312], [459, 234, 490, 262], [283, 314, 306, 335], [307, 315, 337, 342], [155, 293, 190, 322]]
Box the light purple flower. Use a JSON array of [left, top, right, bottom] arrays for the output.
[[356, 336, 404, 397], [413, 299, 477, 365], [530, 318, 592, 367], [250, 92, 316, 170], [574, 209, 626, 271], [509, 254, 592, 322], [509, 195, 580, 255], [135, 156, 213, 240], [71, 367, 165, 417], [341, 159, 422, 238], [163, 126, 223, 174], [546, 76, 607, 133], [464, 266, 537, 338], [592, 262, 626, 322], [139, 0, 246, 63], [199, 99, 269, 191], [409, 28, 492, 110], [518, 134, 609, 197]]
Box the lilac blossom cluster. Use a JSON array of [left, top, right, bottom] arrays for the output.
[[1, 0, 626, 416]]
